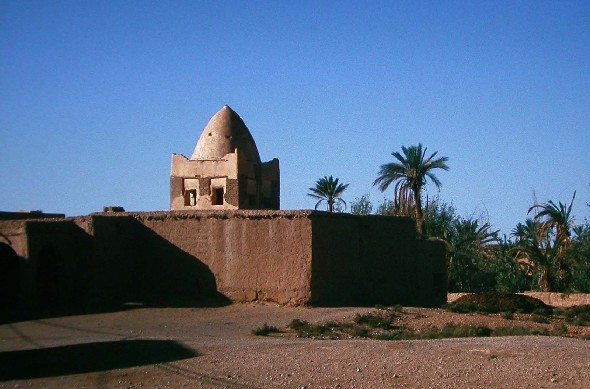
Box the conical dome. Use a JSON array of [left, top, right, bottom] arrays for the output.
[[191, 105, 261, 163]]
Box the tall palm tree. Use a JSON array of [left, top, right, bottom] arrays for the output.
[[373, 143, 449, 235], [527, 192, 576, 290], [529, 192, 576, 250], [308, 176, 349, 212], [511, 218, 552, 291]]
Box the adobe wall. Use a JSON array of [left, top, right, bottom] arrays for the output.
[[0, 221, 28, 309], [0, 219, 92, 309], [415, 239, 448, 306], [24, 220, 93, 308], [132, 211, 313, 305], [0, 220, 28, 259], [1, 211, 447, 309], [309, 213, 446, 307], [448, 292, 590, 308]]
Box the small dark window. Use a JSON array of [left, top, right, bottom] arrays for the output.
[[212, 188, 224, 205], [184, 189, 197, 206]]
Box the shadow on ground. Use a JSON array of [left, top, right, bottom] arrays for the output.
[[0, 339, 199, 380], [0, 294, 232, 325]]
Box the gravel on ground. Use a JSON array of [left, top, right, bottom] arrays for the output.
[[1, 304, 589, 388]]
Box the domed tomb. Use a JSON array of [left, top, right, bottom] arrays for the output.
[[170, 106, 279, 210], [191, 105, 261, 163]]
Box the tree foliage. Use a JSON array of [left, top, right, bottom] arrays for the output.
[[307, 148, 588, 294], [350, 194, 373, 215], [307, 176, 349, 213], [510, 192, 577, 292], [423, 199, 526, 293], [373, 144, 449, 235]]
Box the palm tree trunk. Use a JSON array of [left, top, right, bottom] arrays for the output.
[[414, 186, 424, 235], [539, 267, 551, 292]]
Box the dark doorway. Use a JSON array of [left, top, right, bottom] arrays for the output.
[[36, 245, 62, 308], [0, 243, 20, 309], [212, 187, 224, 205]]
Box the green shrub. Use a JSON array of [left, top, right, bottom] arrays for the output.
[[288, 319, 333, 338], [564, 305, 590, 326], [532, 307, 553, 317], [434, 325, 492, 338], [530, 313, 550, 324], [446, 293, 551, 314], [501, 311, 514, 320], [375, 329, 416, 340], [351, 327, 370, 337], [553, 323, 568, 336], [251, 323, 280, 336], [354, 311, 396, 329], [288, 318, 309, 331]]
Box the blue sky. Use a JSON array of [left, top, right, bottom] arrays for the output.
[[1, 0, 589, 235]]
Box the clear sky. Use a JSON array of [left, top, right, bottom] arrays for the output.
[[1, 0, 589, 235]]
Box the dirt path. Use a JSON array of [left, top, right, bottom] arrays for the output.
[[1, 304, 589, 388]]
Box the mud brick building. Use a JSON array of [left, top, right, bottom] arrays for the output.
[[0, 107, 447, 311]]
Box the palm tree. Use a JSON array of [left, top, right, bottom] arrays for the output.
[[527, 192, 576, 290], [447, 218, 500, 292], [529, 192, 576, 250], [373, 143, 449, 235], [511, 218, 552, 291], [308, 176, 349, 212]]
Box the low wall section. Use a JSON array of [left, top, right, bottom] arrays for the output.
[[448, 292, 590, 307], [134, 211, 313, 305], [1, 210, 447, 308]]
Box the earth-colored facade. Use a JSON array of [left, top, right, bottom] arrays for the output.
[[0, 106, 447, 311], [0, 211, 446, 310], [170, 106, 279, 211]]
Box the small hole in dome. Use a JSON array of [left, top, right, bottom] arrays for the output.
[[208, 133, 212, 136]]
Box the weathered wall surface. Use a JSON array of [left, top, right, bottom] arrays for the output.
[[0, 219, 92, 309], [0, 221, 28, 309], [1, 210, 447, 309], [135, 211, 313, 305], [416, 239, 448, 307], [309, 213, 446, 307], [24, 220, 92, 308]]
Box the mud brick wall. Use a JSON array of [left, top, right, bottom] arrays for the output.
[[135, 211, 313, 305], [1, 210, 447, 309], [309, 213, 445, 307]]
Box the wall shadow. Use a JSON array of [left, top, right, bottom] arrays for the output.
[[310, 214, 423, 307], [123, 217, 231, 307], [0, 243, 21, 310], [0, 339, 198, 380], [36, 244, 62, 309], [1, 216, 231, 324]]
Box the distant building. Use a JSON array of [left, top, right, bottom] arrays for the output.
[[170, 106, 280, 210], [0, 211, 65, 220]]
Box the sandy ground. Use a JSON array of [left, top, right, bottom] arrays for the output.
[[1, 304, 590, 388]]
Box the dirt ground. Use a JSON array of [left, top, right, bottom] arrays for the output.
[[1, 303, 590, 388]]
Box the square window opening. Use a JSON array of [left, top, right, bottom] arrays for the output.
[[184, 189, 197, 206], [212, 187, 224, 205]]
